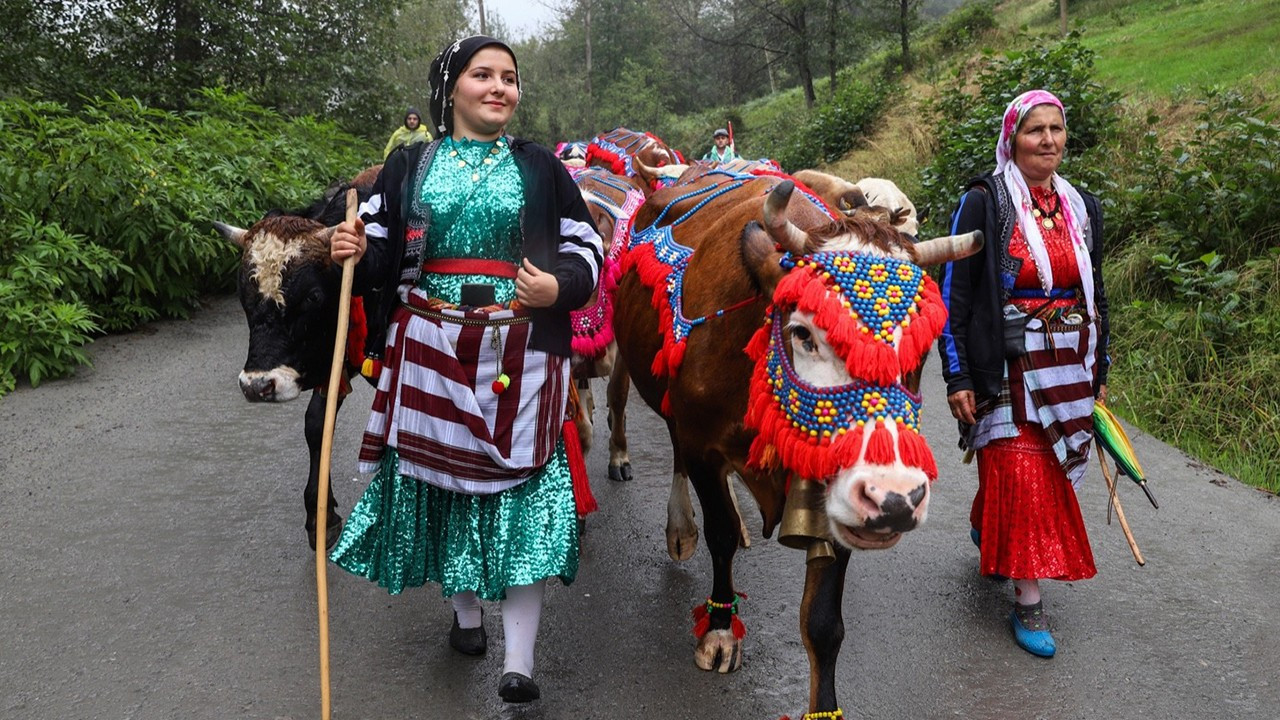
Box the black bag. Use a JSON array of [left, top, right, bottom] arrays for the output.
[[1002, 303, 1028, 358]]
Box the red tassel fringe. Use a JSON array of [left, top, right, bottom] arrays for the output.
[[562, 417, 597, 515]]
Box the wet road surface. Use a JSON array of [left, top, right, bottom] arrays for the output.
[[1, 294, 1277, 719]]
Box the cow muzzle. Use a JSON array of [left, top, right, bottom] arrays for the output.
[[238, 367, 302, 402], [824, 469, 929, 551]]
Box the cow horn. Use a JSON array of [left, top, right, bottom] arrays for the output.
[[318, 225, 339, 246], [632, 155, 655, 178], [763, 181, 811, 254], [213, 221, 248, 248], [913, 229, 984, 266]]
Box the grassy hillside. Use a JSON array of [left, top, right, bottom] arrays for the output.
[[1007, 0, 1280, 98], [672, 0, 1280, 489]]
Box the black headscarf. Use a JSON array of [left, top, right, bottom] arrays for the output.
[[428, 35, 520, 137]]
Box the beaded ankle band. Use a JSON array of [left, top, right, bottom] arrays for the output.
[[802, 710, 843, 720]]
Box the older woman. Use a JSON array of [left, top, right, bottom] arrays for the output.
[[938, 89, 1110, 658], [329, 36, 603, 702]]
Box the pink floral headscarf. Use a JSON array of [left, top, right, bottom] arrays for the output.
[[996, 90, 1095, 319]]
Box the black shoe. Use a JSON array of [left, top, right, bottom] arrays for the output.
[[498, 672, 540, 703], [449, 611, 487, 656]]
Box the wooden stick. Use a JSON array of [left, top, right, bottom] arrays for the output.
[[1096, 440, 1146, 567], [315, 188, 359, 719]]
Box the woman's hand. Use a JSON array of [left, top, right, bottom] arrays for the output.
[[948, 390, 977, 425], [1096, 384, 1108, 405], [330, 218, 366, 264], [516, 258, 559, 308]]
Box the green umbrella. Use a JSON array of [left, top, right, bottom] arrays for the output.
[[1093, 403, 1158, 509]]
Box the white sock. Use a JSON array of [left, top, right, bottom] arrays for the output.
[[1014, 579, 1042, 606], [450, 590, 483, 629], [500, 580, 546, 678]]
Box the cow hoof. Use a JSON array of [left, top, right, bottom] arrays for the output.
[[666, 526, 699, 562], [307, 516, 344, 552], [694, 629, 743, 673], [607, 462, 633, 482]]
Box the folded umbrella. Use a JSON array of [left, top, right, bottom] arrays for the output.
[[1093, 403, 1159, 509]]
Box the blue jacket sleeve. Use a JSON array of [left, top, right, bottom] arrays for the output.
[[938, 187, 988, 396]]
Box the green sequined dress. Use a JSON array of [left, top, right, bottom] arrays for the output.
[[329, 137, 579, 600]]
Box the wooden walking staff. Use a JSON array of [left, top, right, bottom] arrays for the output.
[[314, 188, 360, 719], [1096, 439, 1146, 567]]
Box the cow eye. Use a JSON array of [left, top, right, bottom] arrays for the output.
[[791, 325, 817, 353]]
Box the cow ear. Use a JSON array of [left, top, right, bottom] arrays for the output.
[[838, 187, 868, 214], [740, 221, 787, 296], [213, 221, 249, 248]]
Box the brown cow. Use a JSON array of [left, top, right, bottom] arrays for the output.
[[612, 169, 980, 716], [565, 165, 646, 458], [586, 127, 684, 193]]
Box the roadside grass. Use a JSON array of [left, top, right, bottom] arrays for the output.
[[997, 0, 1280, 98]]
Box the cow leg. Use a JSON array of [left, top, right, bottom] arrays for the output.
[[800, 545, 852, 715], [687, 455, 745, 673], [574, 377, 595, 455], [606, 357, 632, 482], [303, 390, 344, 551], [666, 447, 698, 562], [726, 474, 752, 549]]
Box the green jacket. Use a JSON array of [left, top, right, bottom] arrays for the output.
[[382, 126, 430, 159]]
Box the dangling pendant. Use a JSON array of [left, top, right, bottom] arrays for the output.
[[491, 373, 511, 394], [472, 172, 480, 182], [1042, 217, 1055, 230]]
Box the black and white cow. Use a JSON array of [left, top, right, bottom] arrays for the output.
[[215, 168, 378, 550]]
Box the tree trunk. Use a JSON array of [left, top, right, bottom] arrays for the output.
[[586, 1, 593, 126], [827, 0, 837, 99], [793, 5, 815, 107], [899, 0, 912, 71], [478, 0, 487, 35], [1059, 0, 1068, 36]]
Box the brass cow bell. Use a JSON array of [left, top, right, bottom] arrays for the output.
[[778, 476, 836, 567]]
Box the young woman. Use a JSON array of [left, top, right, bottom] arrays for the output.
[[328, 35, 603, 703], [939, 89, 1111, 658]]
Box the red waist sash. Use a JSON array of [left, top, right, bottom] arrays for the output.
[[422, 258, 519, 279]]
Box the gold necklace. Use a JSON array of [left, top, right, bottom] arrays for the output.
[[1029, 189, 1062, 230], [446, 138, 508, 182]]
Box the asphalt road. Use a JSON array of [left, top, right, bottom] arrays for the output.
[[1, 294, 1277, 720]]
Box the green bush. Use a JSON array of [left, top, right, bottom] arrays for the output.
[[778, 80, 890, 171], [918, 35, 1122, 233], [1109, 89, 1280, 267], [0, 90, 378, 395]]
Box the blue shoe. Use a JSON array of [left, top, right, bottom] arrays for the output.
[[1009, 602, 1056, 658]]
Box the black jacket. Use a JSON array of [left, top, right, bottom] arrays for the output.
[[354, 137, 603, 358], [937, 173, 1110, 398]]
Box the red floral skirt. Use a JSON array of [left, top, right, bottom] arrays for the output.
[[971, 423, 1096, 581]]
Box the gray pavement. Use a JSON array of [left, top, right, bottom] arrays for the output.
[[1, 294, 1277, 720]]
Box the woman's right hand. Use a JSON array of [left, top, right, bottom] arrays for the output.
[[948, 390, 977, 425], [330, 218, 366, 264]]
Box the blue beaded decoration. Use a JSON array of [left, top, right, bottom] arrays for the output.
[[764, 306, 922, 444], [781, 252, 926, 346]]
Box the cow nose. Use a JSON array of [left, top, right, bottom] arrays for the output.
[[241, 376, 276, 402], [854, 478, 927, 533]]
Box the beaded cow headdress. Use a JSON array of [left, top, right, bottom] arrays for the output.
[[744, 247, 948, 481]]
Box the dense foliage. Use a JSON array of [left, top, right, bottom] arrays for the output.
[[0, 90, 376, 394], [917, 36, 1122, 233], [0, 0, 469, 139]]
